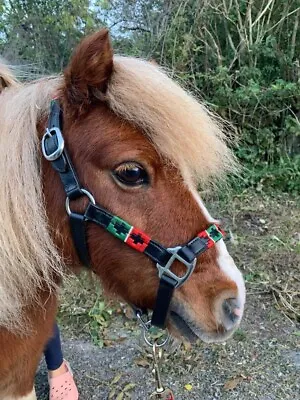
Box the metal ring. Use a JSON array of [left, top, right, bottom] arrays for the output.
[[136, 309, 170, 347], [65, 189, 96, 216], [143, 329, 170, 348]]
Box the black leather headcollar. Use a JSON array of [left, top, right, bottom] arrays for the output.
[[42, 100, 224, 329]]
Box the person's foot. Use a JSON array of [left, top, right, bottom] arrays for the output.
[[48, 360, 79, 400], [48, 361, 68, 379]]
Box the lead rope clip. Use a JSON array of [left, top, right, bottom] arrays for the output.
[[136, 310, 175, 399], [150, 344, 175, 399]]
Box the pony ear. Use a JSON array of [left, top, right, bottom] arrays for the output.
[[0, 77, 6, 93], [63, 29, 113, 109], [0, 64, 18, 93]]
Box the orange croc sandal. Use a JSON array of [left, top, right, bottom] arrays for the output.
[[49, 361, 79, 400]]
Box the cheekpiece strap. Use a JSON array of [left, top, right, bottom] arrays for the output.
[[42, 100, 91, 265]]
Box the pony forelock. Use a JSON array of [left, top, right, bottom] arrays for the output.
[[107, 56, 237, 186]]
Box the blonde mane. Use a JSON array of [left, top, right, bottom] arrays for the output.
[[0, 56, 236, 331], [0, 72, 64, 331]]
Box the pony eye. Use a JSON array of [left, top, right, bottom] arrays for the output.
[[113, 162, 149, 186]]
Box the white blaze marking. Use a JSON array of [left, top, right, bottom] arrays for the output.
[[215, 240, 246, 310], [193, 192, 218, 224], [192, 190, 246, 310]]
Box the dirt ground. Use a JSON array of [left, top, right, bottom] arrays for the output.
[[35, 192, 300, 400]]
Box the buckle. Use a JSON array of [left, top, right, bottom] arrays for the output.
[[156, 246, 196, 288], [41, 127, 65, 161]]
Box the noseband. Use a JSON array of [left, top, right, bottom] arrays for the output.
[[42, 100, 224, 329]]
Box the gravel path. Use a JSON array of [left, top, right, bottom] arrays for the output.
[[36, 294, 300, 400]]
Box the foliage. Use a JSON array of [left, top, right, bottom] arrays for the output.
[[0, 0, 100, 72], [88, 299, 113, 347], [234, 156, 300, 193]]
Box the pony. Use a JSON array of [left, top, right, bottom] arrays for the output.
[[0, 29, 245, 399]]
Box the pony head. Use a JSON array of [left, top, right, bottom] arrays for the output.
[[0, 30, 245, 342]]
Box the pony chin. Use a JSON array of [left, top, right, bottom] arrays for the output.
[[169, 317, 241, 345], [168, 298, 243, 344]]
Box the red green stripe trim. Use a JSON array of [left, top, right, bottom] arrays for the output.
[[125, 227, 151, 252], [106, 216, 223, 254], [197, 224, 223, 248]]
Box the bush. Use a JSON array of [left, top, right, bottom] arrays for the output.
[[107, 0, 300, 191]]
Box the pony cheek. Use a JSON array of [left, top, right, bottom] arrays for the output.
[[88, 233, 157, 303]]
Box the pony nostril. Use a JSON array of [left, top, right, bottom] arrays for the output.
[[221, 298, 241, 330]]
